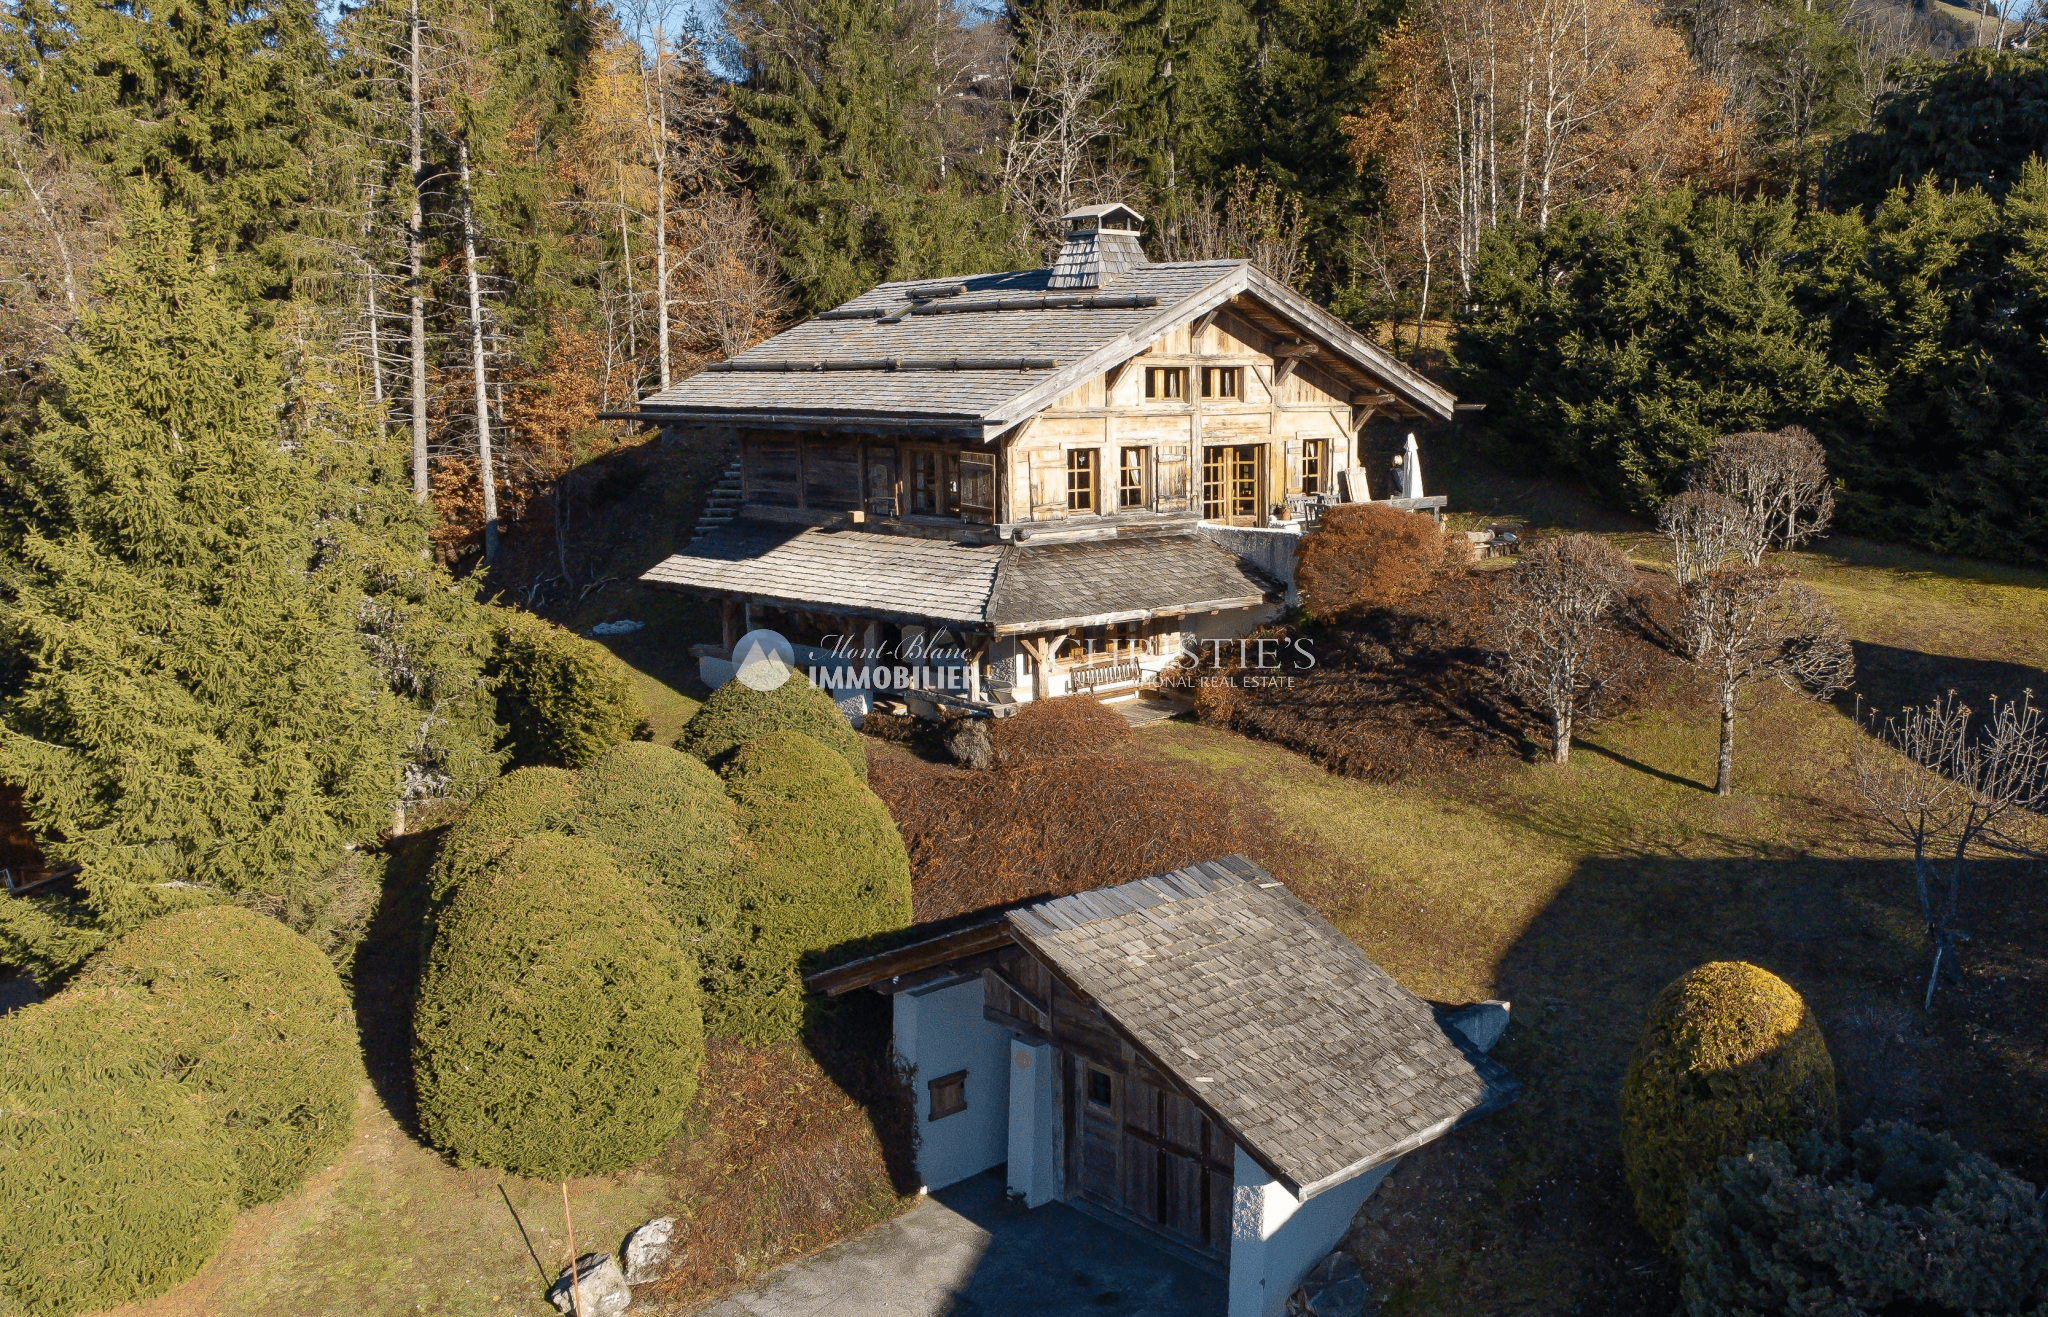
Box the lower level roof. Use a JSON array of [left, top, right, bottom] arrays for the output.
[[640, 521, 1281, 633]]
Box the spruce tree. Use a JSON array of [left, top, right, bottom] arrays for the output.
[[0, 202, 433, 979], [1, 0, 332, 303], [729, 0, 1032, 311]]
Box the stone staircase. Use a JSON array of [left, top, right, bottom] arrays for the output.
[[690, 461, 743, 544]]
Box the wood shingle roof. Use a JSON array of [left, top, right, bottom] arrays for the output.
[[1006, 857, 1520, 1199]]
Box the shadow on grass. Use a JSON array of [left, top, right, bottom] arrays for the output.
[[1491, 853, 2046, 1184], [352, 822, 447, 1138], [1570, 737, 1713, 793], [1839, 641, 2048, 724]]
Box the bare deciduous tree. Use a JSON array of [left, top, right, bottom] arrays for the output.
[[672, 187, 791, 361], [1154, 168, 1312, 288], [1000, 0, 1123, 251], [1853, 690, 2047, 1008], [1682, 564, 1854, 795], [1494, 533, 1637, 764], [0, 107, 108, 372], [1657, 487, 1747, 588], [1692, 425, 1835, 564]]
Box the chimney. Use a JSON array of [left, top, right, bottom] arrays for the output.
[[1048, 203, 1148, 289]]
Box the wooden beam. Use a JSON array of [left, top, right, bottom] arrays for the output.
[[1350, 391, 1395, 406], [987, 964, 1051, 1025], [804, 920, 1016, 996]]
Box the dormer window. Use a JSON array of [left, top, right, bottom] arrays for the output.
[[1201, 367, 1240, 399], [1145, 367, 1186, 400]]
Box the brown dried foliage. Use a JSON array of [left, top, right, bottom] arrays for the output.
[[869, 740, 1335, 922], [1182, 568, 1683, 781], [644, 1014, 915, 1308], [986, 694, 1130, 765], [1294, 504, 1455, 621]]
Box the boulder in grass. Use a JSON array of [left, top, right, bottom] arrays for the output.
[[1289, 1250, 1370, 1317], [621, 1216, 675, 1284], [548, 1252, 631, 1317]]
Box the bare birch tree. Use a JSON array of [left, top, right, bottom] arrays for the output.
[[0, 107, 107, 369], [1681, 565, 1854, 795], [1494, 533, 1636, 764], [1853, 691, 2048, 1008]]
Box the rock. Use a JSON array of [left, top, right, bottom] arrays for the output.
[[944, 717, 995, 770], [621, 1217, 675, 1285], [1288, 1250, 1370, 1317], [586, 619, 645, 636], [548, 1252, 631, 1316]]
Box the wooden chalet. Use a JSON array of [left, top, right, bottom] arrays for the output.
[[623, 203, 1456, 711], [807, 856, 1519, 1316]]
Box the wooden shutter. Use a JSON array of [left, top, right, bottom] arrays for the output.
[[959, 453, 996, 523]]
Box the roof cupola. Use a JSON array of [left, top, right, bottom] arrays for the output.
[[1048, 202, 1148, 289]]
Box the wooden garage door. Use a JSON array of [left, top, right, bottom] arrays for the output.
[[1069, 1058, 1234, 1259]]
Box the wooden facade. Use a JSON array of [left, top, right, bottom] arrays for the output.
[[985, 943, 1237, 1260]]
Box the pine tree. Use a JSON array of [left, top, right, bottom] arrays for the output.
[[0, 0, 332, 303], [0, 201, 484, 980], [729, 0, 1032, 311]]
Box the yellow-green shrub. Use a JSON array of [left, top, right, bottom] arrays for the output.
[[0, 988, 238, 1316], [412, 834, 704, 1177], [1619, 961, 1837, 1246], [573, 741, 735, 938], [713, 731, 911, 1042], [424, 765, 580, 916], [75, 907, 360, 1207], [489, 612, 646, 769], [677, 672, 866, 781]]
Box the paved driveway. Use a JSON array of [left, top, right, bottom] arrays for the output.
[[697, 1169, 1227, 1317]]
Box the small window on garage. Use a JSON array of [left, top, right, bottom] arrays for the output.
[[1086, 1068, 1113, 1107], [929, 1070, 968, 1120]]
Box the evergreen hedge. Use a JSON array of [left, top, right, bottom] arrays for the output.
[[572, 741, 736, 938], [677, 672, 866, 781], [1620, 962, 1838, 1247], [413, 834, 704, 1178], [714, 731, 911, 1042], [490, 612, 646, 770], [76, 907, 361, 1207], [1679, 1122, 2048, 1315], [424, 765, 581, 916], [0, 988, 239, 1317]]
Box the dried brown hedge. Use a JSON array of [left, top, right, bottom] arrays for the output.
[[1295, 503, 1455, 621], [1173, 569, 1682, 782], [987, 695, 1129, 765], [869, 744, 1331, 921]]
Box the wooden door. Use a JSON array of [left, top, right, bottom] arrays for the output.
[[1202, 444, 1264, 526], [1066, 1055, 1234, 1259]]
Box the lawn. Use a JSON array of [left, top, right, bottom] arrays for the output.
[[78, 518, 2046, 1317], [1136, 531, 2048, 1315]]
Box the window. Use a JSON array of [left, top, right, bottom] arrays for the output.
[[1301, 438, 1325, 497], [1118, 447, 1149, 510], [1086, 1068, 1113, 1107], [1201, 366, 1240, 399], [959, 453, 995, 523], [1066, 448, 1098, 512], [1144, 367, 1187, 400], [908, 448, 962, 518], [928, 1070, 968, 1121], [1203, 444, 1262, 524], [864, 445, 898, 517]]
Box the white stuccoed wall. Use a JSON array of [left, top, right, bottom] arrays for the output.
[[1006, 1038, 1060, 1207], [893, 977, 1014, 1192], [1228, 1150, 1396, 1317]]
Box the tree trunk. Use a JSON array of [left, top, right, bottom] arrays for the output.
[[1553, 706, 1571, 765], [365, 259, 385, 422], [651, 32, 671, 389], [408, 0, 429, 503], [457, 138, 500, 564], [1716, 682, 1736, 795]]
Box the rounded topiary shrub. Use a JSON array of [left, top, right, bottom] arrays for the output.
[[425, 765, 580, 915], [713, 731, 912, 1043], [0, 988, 239, 1316], [75, 907, 360, 1207], [1620, 961, 1837, 1247], [1679, 1122, 2048, 1316], [489, 611, 647, 770], [413, 834, 704, 1178], [1294, 502, 1452, 621], [572, 740, 736, 939], [677, 671, 866, 781]]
